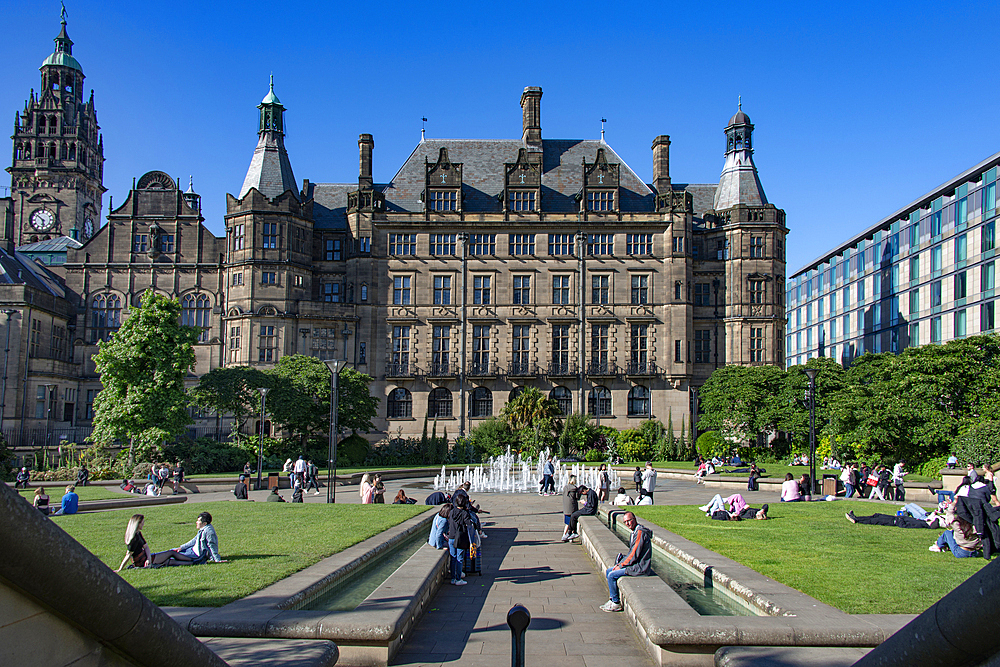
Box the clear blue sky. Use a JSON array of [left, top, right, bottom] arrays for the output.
[[3, 1, 998, 275]]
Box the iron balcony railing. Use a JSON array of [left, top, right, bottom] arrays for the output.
[[586, 361, 620, 377], [546, 362, 577, 376], [507, 362, 540, 377], [624, 361, 658, 376], [427, 361, 459, 377], [385, 362, 417, 378]]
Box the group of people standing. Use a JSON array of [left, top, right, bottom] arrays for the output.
[[426, 483, 487, 586], [837, 460, 909, 501]]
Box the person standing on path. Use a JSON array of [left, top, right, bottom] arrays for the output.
[[293, 456, 307, 489], [561, 474, 578, 542], [305, 459, 321, 495], [892, 459, 908, 501], [598, 464, 611, 503], [632, 467, 642, 494], [600, 511, 652, 612], [172, 460, 184, 493], [640, 462, 657, 503], [447, 494, 472, 585], [539, 456, 556, 495]]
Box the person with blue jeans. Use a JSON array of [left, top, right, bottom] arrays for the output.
[[929, 504, 981, 557], [175, 511, 226, 563], [600, 512, 652, 612], [539, 457, 556, 495], [447, 494, 473, 585], [52, 484, 79, 515]]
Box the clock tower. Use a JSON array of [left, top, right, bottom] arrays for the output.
[[7, 10, 105, 246]]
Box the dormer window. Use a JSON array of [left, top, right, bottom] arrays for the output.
[[429, 190, 458, 211], [509, 191, 536, 212], [587, 191, 614, 212]]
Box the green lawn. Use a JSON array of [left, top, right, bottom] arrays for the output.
[[638, 461, 934, 483], [54, 502, 429, 607], [632, 500, 987, 615], [185, 463, 477, 480], [18, 485, 126, 501]]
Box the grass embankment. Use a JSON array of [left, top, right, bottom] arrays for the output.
[[55, 502, 429, 607], [633, 500, 986, 615], [641, 461, 934, 483], [18, 486, 126, 502], [185, 463, 477, 480]]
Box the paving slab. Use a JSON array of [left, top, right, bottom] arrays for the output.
[[389, 490, 656, 666]]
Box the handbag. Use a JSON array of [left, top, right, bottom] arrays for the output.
[[866, 474, 878, 487]]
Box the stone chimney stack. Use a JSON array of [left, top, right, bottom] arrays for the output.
[[358, 133, 374, 189], [520, 87, 543, 148], [652, 135, 671, 193]]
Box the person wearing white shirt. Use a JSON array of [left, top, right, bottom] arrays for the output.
[[640, 462, 658, 503], [613, 487, 634, 506]]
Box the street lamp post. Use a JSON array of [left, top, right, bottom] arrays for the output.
[[0, 309, 18, 440], [324, 358, 346, 503], [43, 383, 56, 468], [256, 387, 269, 491], [803, 367, 819, 496]]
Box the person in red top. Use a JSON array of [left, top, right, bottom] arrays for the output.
[[600, 512, 652, 612]]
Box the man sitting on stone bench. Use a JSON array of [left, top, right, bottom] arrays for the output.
[[564, 484, 598, 541], [600, 512, 652, 612]]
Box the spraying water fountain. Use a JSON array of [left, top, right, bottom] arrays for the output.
[[432, 447, 621, 494]]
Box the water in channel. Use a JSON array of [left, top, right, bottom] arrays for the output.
[[305, 531, 427, 612], [609, 519, 758, 616]]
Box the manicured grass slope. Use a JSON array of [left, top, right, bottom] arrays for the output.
[[633, 500, 987, 614], [54, 502, 429, 607]]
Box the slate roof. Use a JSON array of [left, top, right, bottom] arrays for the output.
[[0, 246, 66, 298], [675, 183, 718, 219], [238, 132, 298, 201], [16, 236, 83, 253], [308, 183, 354, 231], [380, 139, 655, 214]]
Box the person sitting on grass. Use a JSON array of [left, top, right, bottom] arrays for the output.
[[52, 484, 79, 515], [33, 487, 50, 515], [174, 512, 226, 564], [845, 510, 940, 529], [613, 487, 634, 506], [700, 493, 769, 520], [600, 512, 652, 613], [116, 514, 194, 571], [780, 473, 802, 502], [15, 467, 30, 489], [266, 487, 286, 502], [929, 501, 981, 557], [798, 473, 812, 501]]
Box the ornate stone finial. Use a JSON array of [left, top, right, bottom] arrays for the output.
[[60, 1, 67, 23], [269, 73, 274, 91], [601, 117, 606, 142], [738, 95, 742, 111], [421, 117, 427, 142]]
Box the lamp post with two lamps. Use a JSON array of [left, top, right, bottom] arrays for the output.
[[256, 387, 269, 491], [324, 358, 346, 503], [803, 367, 819, 496]]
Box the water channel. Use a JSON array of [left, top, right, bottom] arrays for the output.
[[304, 530, 428, 612], [608, 518, 760, 616]]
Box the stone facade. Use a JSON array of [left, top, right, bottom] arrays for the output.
[[0, 19, 787, 445]]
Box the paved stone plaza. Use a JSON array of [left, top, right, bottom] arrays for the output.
[[178, 473, 804, 665]]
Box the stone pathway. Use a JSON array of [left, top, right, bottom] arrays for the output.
[[390, 491, 655, 667]]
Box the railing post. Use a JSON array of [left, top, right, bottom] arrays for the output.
[[507, 604, 530, 667]]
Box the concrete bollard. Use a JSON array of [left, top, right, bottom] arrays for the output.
[[507, 604, 530, 667]]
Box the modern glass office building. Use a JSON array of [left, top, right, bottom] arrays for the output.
[[786, 152, 999, 367]]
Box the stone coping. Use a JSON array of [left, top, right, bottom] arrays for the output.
[[167, 508, 448, 666], [578, 511, 913, 665], [76, 495, 188, 512]]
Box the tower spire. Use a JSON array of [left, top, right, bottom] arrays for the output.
[[239, 78, 298, 200], [713, 104, 767, 210]]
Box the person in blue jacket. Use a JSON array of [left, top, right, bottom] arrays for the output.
[[52, 484, 79, 515]]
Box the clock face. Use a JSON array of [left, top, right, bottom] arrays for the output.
[[83, 217, 94, 238], [30, 209, 55, 232]]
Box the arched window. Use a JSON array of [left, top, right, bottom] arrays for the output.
[[428, 387, 453, 418], [509, 386, 526, 402], [68, 143, 76, 160], [182, 294, 212, 342], [91, 294, 121, 342], [387, 388, 412, 419], [470, 387, 493, 418], [627, 385, 650, 417], [550, 386, 572, 416], [588, 386, 612, 417]]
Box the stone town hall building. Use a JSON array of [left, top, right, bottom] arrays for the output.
[[0, 18, 787, 447]]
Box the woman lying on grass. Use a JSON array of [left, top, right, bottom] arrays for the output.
[[699, 493, 769, 520], [116, 514, 193, 571]]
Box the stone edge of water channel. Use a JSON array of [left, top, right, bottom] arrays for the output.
[[167, 508, 448, 667], [579, 513, 915, 667]]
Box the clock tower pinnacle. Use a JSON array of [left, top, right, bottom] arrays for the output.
[[7, 11, 105, 246]]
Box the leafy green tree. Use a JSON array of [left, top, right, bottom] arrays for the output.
[[500, 387, 562, 452], [189, 366, 269, 432], [469, 417, 517, 459], [663, 412, 676, 460], [558, 412, 600, 456], [90, 290, 199, 465], [265, 355, 378, 447], [698, 365, 786, 443]]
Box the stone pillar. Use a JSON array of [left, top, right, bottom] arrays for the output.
[[652, 135, 671, 194], [358, 133, 374, 189], [520, 87, 542, 148]]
